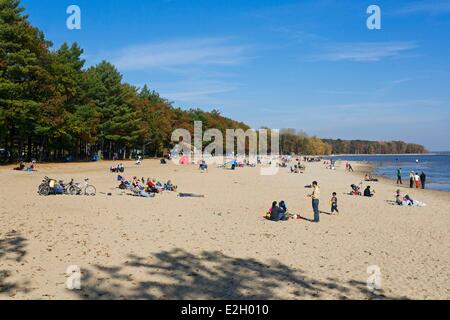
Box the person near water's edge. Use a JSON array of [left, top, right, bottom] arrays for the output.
[[409, 171, 415, 188], [397, 168, 402, 185], [308, 181, 320, 223], [420, 172, 426, 189]]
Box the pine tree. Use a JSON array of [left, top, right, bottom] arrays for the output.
[[0, 0, 53, 160]]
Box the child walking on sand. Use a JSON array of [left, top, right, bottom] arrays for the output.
[[331, 192, 339, 214]]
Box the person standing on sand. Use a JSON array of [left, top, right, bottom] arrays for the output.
[[330, 192, 339, 214], [420, 172, 426, 189], [308, 181, 320, 222], [397, 168, 403, 185], [409, 171, 415, 188], [415, 172, 420, 189]]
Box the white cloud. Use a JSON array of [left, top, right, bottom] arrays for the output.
[[107, 37, 249, 71], [318, 41, 417, 62], [162, 85, 236, 104]]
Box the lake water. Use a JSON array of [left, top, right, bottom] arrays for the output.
[[325, 153, 450, 192]]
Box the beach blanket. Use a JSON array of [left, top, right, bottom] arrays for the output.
[[401, 200, 427, 207]]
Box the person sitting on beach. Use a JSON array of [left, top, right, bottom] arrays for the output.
[[132, 176, 142, 189], [119, 180, 127, 189], [15, 161, 34, 171], [164, 180, 177, 192], [279, 200, 288, 214], [403, 194, 414, 206], [14, 161, 26, 171], [160, 158, 167, 165], [199, 160, 208, 172], [350, 184, 362, 196], [395, 193, 426, 207], [395, 190, 403, 205], [146, 179, 163, 193], [363, 186, 374, 197], [365, 173, 378, 182], [291, 165, 299, 173], [269, 201, 286, 221], [135, 156, 142, 165], [119, 179, 131, 190]]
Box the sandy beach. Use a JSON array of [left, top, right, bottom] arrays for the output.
[[1, 159, 449, 300]]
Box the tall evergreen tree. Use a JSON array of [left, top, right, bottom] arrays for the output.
[[0, 0, 53, 160]]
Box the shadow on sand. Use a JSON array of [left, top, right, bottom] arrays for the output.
[[0, 231, 31, 296], [71, 248, 404, 300]]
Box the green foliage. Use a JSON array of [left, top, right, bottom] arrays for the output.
[[322, 139, 428, 155], [0, 0, 428, 161]]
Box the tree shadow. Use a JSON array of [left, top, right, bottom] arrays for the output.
[[71, 248, 405, 300], [0, 231, 31, 296]]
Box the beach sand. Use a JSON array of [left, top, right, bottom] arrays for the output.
[[1, 159, 449, 300]]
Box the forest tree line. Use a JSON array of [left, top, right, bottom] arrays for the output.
[[0, 0, 250, 162], [322, 139, 428, 155], [279, 130, 427, 156], [0, 0, 428, 162]]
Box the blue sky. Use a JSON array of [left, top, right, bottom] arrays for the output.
[[22, 0, 450, 150]]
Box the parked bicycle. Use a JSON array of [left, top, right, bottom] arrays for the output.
[[37, 176, 52, 195], [68, 178, 96, 196], [38, 177, 65, 196]]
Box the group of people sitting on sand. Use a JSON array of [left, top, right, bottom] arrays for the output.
[[290, 164, 306, 173], [324, 160, 336, 170], [110, 163, 124, 173], [349, 184, 375, 197], [266, 200, 290, 221], [14, 160, 36, 172], [395, 189, 426, 207], [118, 175, 177, 197], [365, 173, 379, 182], [289, 158, 306, 173], [266, 182, 341, 223]]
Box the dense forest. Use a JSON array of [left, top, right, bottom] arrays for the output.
[[278, 129, 427, 156], [0, 0, 427, 162], [322, 139, 428, 155], [0, 0, 249, 162]]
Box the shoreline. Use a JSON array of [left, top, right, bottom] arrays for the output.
[[328, 153, 430, 157], [343, 160, 450, 197]]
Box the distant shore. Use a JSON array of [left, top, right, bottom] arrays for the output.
[[327, 153, 433, 157]]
